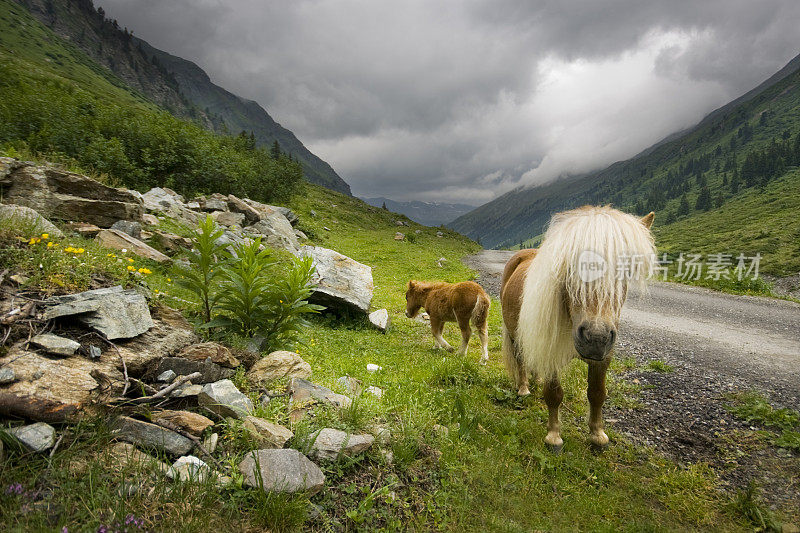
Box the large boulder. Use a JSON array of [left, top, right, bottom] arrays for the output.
[[226, 195, 262, 224], [296, 246, 374, 314], [0, 158, 143, 227], [0, 204, 63, 238], [244, 215, 300, 254], [140, 187, 199, 226], [95, 229, 170, 263], [238, 449, 325, 494], [43, 286, 155, 340], [246, 351, 311, 386]]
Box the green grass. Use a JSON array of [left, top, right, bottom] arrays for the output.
[[0, 183, 766, 531], [645, 360, 675, 373], [725, 392, 800, 453]]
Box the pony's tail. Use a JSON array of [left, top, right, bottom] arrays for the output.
[[470, 293, 490, 328]]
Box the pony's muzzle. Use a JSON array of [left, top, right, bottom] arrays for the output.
[[574, 322, 616, 361]]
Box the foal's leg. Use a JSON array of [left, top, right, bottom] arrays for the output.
[[476, 318, 489, 365], [543, 377, 564, 452], [430, 317, 453, 352], [587, 358, 611, 448], [456, 314, 472, 357]]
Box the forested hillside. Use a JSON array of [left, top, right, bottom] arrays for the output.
[[10, 0, 351, 195], [451, 51, 800, 275], [0, 0, 302, 203]]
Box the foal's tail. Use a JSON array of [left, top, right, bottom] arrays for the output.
[[470, 293, 490, 330]]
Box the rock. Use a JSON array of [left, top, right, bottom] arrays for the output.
[[111, 416, 194, 457], [114, 307, 197, 375], [167, 456, 212, 482], [323, 226, 331, 231], [150, 231, 191, 253], [245, 335, 269, 355], [246, 351, 312, 386], [226, 195, 262, 224], [415, 229, 422, 234], [211, 210, 245, 227], [106, 442, 171, 475], [43, 286, 155, 340], [6, 422, 56, 453], [142, 213, 159, 226], [0, 158, 144, 227], [394, 232, 405, 241], [201, 195, 229, 212], [336, 376, 363, 396], [366, 364, 383, 373], [64, 221, 102, 237], [238, 449, 325, 494], [198, 379, 253, 419], [782, 524, 800, 533], [432, 424, 449, 437], [96, 229, 170, 263], [30, 333, 81, 356], [366, 386, 384, 398], [156, 357, 234, 384], [152, 410, 214, 437], [0, 203, 63, 238], [307, 428, 374, 461], [373, 425, 392, 445], [141, 187, 199, 226], [171, 384, 202, 398], [157, 370, 176, 382], [289, 378, 351, 422], [273, 206, 298, 226], [368, 309, 390, 333], [242, 416, 294, 448], [310, 209, 317, 217], [294, 229, 308, 241], [0, 347, 123, 422], [245, 211, 300, 254], [179, 342, 240, 369], [110, 220, 142, 239], [436, 231, 444, 237], [395, 220, 405, 226], [203, 432, 219, 454], [0, 367, 16, 384], [9, 274, 29, 285], [295, 246, 374, 314]]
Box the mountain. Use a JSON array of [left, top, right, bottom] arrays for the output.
[[361, 197, 476, 227], [450, 51, 800, 270], [12, 0, 351, 195]]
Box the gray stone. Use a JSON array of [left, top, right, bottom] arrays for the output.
[[394, 232, 405, 241], [167, 455, 212, 482], [141, 187, 199, 226], [202, 197, 229, 212], [171, 384, 202, 398], [0, 203, 63, 238], [111, 416, 194, 456], [238, 449, 325, 494], [43, 286, 154, 340], [307, 428, 374, 461], [366, 386, 384, 398], [289, 378, 352, 410], [157, 370, 176, 382], [245, 211, 300, 254], [96, 229, 170, 263], [198, 379, 253, 419], [0, 158, 144, 227], [226, 195, 262, 223], [155, 357, 234, 384], [246, 351, 312, 386], [88, 345, 102, 359], [110, 220, 142, 239], [273, 206, 298, 226], [211, 210, 245, 227], [7, 422, 56, 453], [0, 367, 16, 384], [295, 246, 374, 314], [242, 416, 294, 448], [203, 432, 219, 454], [30, 333, 81, 356], [368, 309, 390, 333]]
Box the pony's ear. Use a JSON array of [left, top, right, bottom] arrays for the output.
[[640, 212, 655, 229], [407, 280, 416, 289]]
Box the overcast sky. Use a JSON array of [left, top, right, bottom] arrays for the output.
[[100, 0, 800, 205]]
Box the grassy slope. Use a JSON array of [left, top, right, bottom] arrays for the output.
[[1, 183, 763, 531]]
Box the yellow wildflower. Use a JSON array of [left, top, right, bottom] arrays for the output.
[[47, 242, 55, 248], [41, 233, 49, 240], [76, 248, 85, 254], [137, 267, 152, 275], [127, 265, 136, 271], [128, 258, 135, 263]]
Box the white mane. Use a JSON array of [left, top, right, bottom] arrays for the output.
[[517, 206, 656, 379]]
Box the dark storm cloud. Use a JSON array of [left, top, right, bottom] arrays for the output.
[[100, 0, 800, 204]]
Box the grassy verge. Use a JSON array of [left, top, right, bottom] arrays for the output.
[[0, 184, 766, 531]]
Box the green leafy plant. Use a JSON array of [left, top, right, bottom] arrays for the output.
[[210, 239, 324, 350], [173, 215, 228, 323]]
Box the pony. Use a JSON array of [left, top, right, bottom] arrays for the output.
[[500, 206, 655, 451], [405, 280, 491, 364]]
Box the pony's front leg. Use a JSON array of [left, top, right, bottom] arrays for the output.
[[587, 358, 611, 449], [430, 317, 454, 352], [543, 377, 564, 452]]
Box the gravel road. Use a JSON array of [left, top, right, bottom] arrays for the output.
[[465, 249, 800, 515]]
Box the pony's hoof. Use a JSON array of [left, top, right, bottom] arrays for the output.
[[590, 441, 609, 453], [517, 386, 531, 396], [546, 442, 563, 455]]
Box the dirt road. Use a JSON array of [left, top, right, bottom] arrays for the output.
[[465, 249, 800, 513]]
